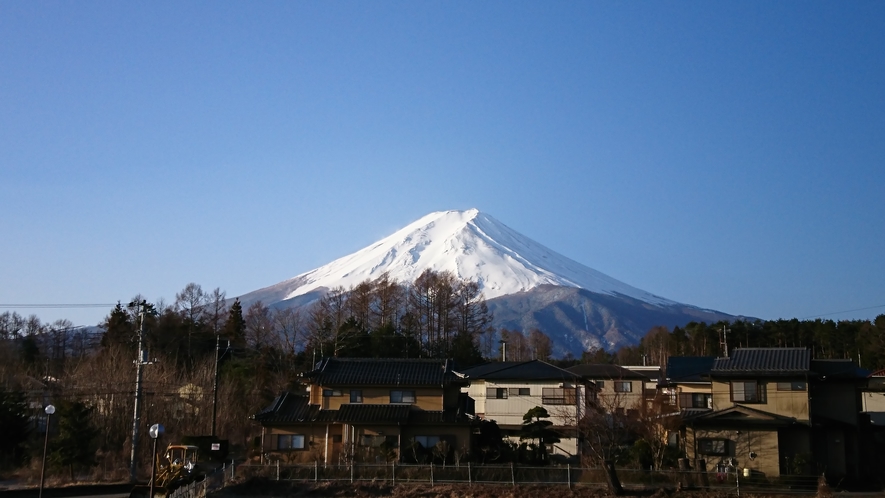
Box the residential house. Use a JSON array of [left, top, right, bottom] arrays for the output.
[[566, 363, 649, 414], [460, 360, 589, 459], [253, 358, 471, 464], [659, 356, 716, 415], [682, 348, 869, 480]]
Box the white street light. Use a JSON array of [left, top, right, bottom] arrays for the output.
[[39, 404, 56, 498], [148, 424, 164, 498]]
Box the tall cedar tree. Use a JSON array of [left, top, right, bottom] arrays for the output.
[[223, 299, 247, 348], [100, 302, 134, 349], [48, 400, 100, 479]]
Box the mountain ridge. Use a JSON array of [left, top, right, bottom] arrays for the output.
[[237, 209, 738, 354]]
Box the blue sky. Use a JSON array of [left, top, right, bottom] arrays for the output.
[[2, 2, 883, 328]]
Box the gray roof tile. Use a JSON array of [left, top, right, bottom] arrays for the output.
[[711, 348, 810, 377]]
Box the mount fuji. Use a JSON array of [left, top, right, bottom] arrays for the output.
[[237, 209, 737, 355]]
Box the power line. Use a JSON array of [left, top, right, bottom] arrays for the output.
[[0, 304, 116, 309], [800, 303, 885, 320]]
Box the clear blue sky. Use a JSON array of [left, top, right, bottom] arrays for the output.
[[2, 2, 883, 328]]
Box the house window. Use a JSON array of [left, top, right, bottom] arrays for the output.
[[277, 434, 305, 450], [614, 381, 633, 393], [697, 438, 729, 456], [331, 435, 342, 443], [414, 435, 441, 448], [596, 380, 604, 389], [542, 387, 577, 405], [390, 390, 416, 403], [323, 389, 343, 397], [350, 390, 363, 403], [486, 387, 508, 399], [731, 381, 765, 403], [678, 393, 712, 409], [509, 388, 531, 396], [776, 381, 806, 391]]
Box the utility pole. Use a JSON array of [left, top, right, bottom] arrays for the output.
[[212, 335, 230, 437], [718, 326, 731, 358], [129, 300, 154, 483]]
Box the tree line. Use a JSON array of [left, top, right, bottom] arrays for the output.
[[576, 315, 885, 371], [0, 270, 507, 479]]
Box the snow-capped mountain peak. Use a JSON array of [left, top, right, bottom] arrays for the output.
[[245, 209, 675, 307]]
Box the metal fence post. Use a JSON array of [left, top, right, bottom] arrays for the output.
[[567, 464, 571, 490], [276, 460, 280, 481], [511, 463, 515, 487], [315, 460, 319, 482], [430, 462, 434, 487], [468, 462, 472, 486], [351, 462, 354, 483], [392, 462, 396, 486]]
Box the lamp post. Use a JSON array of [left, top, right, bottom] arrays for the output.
[[39, 404, 55, 498], [148, 424, 164, 498]]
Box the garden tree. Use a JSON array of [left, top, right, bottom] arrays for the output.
[[528, 328, 553, 360], [0, 388, 30, 469], [519, 406, 560, 464], [632, 392, 683, 470], [578, 386, 637, 466], [49, 400, 100, 479], [222, 299, 247, 348], [472, 419, 511, 463]]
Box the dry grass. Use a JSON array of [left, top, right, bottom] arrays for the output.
[[212, 478, 816, 498]]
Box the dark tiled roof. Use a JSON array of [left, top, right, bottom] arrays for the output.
[[254, 392, 322, 423], [684, 404, 805, 427], [566, 363, 649, 380], [305, 358, 466, 387], [336, 404, 412, 423], [711, 348, 810, 377], [461, 360, 581, 382], [665, 356, 716, 383], [254, 393, 468, 426]]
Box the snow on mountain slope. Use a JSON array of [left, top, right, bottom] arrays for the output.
[[243, 209, 678, 307]]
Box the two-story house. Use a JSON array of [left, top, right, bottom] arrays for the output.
[[460, 360, 589, 459], [659, 356, 716, 415], [566, 363, 649, 414], [253, 358, 471, 464], [682, 348, 868, 480]]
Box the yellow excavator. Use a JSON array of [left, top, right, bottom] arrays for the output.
[[130, 444, 204, 498]]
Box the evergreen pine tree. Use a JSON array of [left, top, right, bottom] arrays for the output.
[[48, 400, 99, 479], [100, 302, 134, 349], [222, 299, 247, 348]]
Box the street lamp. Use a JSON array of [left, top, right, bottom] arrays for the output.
[[39, 404, 55, 498], [148, 424, 164, 498]]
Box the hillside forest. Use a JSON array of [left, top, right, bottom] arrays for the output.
[[1, 269, 884, 477]]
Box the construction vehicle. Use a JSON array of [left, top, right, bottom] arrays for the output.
[[130, 444, 205, 498]]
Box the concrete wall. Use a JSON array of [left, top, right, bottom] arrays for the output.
[[686, 427, 781, 477]]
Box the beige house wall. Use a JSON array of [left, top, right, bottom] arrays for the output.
[[465, 380, 581, 427], [710, 380, 809, 420], [686, 427, 781, 477], [310, 385, 444, 410]]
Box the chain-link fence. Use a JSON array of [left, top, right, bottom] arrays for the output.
[[235, 462, 821, 493], [168, 460, 237, 498]]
